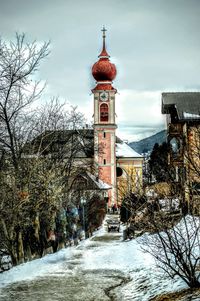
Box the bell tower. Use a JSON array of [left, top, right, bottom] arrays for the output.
[[91, 27, 117, 206]]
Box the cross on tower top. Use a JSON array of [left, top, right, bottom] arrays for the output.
[[101, 26, 107, 39], [97, 26, 110, 58], [101, 26, 107, 51]]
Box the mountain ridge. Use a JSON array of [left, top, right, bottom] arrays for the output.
[[129, 130, 167, 154]]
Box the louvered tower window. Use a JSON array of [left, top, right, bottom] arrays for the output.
[[100, 103, 109, 122]]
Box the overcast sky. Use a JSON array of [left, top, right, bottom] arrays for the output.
[[0, 0, 200, 141]]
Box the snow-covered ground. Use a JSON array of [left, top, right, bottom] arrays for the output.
[[0, 216, 193, 301]]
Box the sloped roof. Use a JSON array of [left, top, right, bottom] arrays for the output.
[[116, 141, 142, 158], [116, 136, 123, 143], [87, 172, 111, 190], [27, 129, 94, 158], [72, 171, 111, 191], [162, 92, 200, 120], [27, 129, 142, 160]]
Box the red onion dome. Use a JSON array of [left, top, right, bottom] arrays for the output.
[[92, 58, 117, 82], [92, 27, 117, 82]]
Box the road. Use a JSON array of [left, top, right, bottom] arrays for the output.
[[0, 215, 186, 301]]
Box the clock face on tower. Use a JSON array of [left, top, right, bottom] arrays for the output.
[[99, 91, 109, 101]]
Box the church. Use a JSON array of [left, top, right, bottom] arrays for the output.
[[28, 28, 143, 209], [91, 27, 143, 207]]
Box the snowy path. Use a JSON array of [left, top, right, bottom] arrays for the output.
[[0, 217, 186, 301]]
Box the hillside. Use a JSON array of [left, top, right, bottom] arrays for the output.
[[129, 130, 167, 154]]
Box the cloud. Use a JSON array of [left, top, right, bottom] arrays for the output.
[[116, 89, 166, 140], [0, 0, 200, 141], [77, 89, 166, 142]]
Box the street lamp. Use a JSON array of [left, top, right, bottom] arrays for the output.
[[80, 197, 87, 235]]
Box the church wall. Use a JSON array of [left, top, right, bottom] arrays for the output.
[[117, 161, 143, 203]]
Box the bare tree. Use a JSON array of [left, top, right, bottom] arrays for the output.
[[0, 33, 106, 268], [137, 124, 200, 289], [120, 125, 200, 289], [140, 213, 200, 288], [118, 167, 145, 222], [0, 33, 50, 265], [0, 102, 94, 264], [0, 33, 50, 170]]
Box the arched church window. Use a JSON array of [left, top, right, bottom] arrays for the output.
[[100, 103, 109, 122]]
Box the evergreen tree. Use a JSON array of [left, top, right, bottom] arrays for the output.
[[149, 142, 169, 182]]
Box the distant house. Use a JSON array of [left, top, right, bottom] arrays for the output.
[[162, 92, 200, 212]]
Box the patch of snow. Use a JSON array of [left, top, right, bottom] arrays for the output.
[[145, 189, 158, 198], [183, 112, 200, 119], [159, 198, 180, 211], [0, 216, 198, 300], [87, 172, 111, 189], [0, 247, 78, 288], [0, 255, 12, 273], [116, 142, 142, 158]]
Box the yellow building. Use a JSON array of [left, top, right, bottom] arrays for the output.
[[116, 137, 143, 204]]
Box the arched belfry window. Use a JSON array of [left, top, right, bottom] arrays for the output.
[[100, 103, 109, 122]]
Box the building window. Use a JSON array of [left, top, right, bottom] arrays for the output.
[[170, 137, 179, 153], [169, 137, 181, 158], [103, 132, 106, 138], [104, 159, 106, 165], [100, 103, 109, 122]]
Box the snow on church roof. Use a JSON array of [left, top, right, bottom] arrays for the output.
[[116, 141, 142, 158], [87, 172, 111, 190]]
